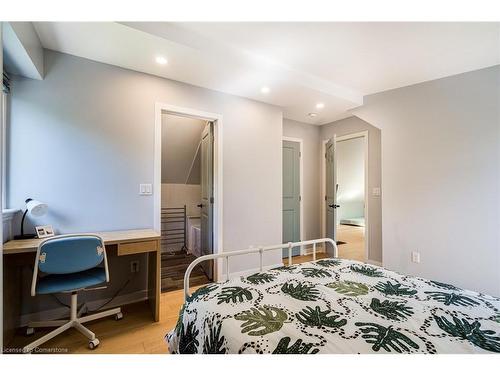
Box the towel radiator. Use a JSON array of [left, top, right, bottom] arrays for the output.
[[161, 206, 188, 254]]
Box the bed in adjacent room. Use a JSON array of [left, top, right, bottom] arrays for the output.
[[166, 244, 500, 354]]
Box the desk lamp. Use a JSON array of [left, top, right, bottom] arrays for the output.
[[14, 198, 48, 240]]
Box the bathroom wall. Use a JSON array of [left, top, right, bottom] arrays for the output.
[[161, 183, 201, 217]]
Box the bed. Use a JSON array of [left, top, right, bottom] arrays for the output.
[[166, 239, 500, 354]]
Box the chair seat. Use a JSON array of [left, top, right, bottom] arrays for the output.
[[36, 267, 107, 294]]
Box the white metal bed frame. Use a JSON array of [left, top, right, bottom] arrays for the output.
[[184, 238, 337, 300]]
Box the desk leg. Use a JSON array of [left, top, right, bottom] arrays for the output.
[[147, 242, 160, 322], [3, 256, 22, 347]]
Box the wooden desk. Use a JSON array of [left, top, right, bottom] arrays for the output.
[[2, 229, 161, 345]]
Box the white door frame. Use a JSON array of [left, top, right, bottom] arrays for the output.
[[154, 103, 223, 282], [282, 136, 305, 254], [321, 131, 369, 262]]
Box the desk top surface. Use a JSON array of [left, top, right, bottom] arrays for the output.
[[2, 229, 160, 255]]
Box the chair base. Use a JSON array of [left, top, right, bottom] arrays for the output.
[[23, 292, 122, 353]]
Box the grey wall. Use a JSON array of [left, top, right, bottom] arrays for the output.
[[161, 114, 204, 184], [283, 119, 321, 242], [321, 117, 383, 263], [8, 50, 283, 315], [3, 22, 44, 80], [353, 65, 500, 296]]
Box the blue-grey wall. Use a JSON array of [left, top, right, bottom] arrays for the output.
[[8, 50, 283, 317], [8, 51, 282, 253]]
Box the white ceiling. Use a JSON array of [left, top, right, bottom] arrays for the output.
[[33, 22, 500, 125]]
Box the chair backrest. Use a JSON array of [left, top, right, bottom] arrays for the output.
[[31, 234, 109, 296]]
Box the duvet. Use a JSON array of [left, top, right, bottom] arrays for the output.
[[166, 258, 500, 354]]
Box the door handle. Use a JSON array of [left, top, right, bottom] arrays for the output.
[[328, 204, 340, 209], [197, 204, 203, 208]]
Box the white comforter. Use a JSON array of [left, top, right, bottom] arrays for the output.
[[166, 258, 500, 354]]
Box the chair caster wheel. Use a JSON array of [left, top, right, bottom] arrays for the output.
[[26, 327, 35, 336], [115, 312, 123, 321], [88, 338, 100, 350]]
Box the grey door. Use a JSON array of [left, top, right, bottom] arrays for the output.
[[282, 140, 301, 258], [200, 121, 214, 280], [325, 139, 338, 257]]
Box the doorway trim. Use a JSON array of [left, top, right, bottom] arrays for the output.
[[282, 136, 304, 254], [321, 131, 369, 262], [154, 103, 223, 282]]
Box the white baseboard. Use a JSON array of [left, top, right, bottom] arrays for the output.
[[221, 262, 284, 280], [20, 289, 148, 327], [303, 244, 326, 256], [366, 259, 383, 267]]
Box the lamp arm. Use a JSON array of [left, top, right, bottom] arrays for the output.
[[20, 209, 28, 237]]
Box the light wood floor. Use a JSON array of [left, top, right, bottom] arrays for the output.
[[7, 227, 364, 354], [337, 224, 365, 262], [8, 289, 191, 354], [283, 252, 328, 265]]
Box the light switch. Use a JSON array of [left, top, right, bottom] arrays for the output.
[[372, 187, 381, 197], [411, 251, 421, 264], [139, 184, 152, 195]]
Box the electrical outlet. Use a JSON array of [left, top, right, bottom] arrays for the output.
[[411, 251, 421, 264], [130, 260, 140, 273]]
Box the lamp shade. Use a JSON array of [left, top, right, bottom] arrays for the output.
[[26, 199, 48, 217]]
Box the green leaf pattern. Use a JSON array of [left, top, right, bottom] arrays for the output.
[[326, 281, 369, 296], [425, 291, 479, 307], [355, 322, 419, 353], [370, 298, 414, 321], [217, 286, 253, 304], [281, 281, 320, 301], [272, 337, 319, 354], [374, 281, 417, 296], [301, 267, 331, 278], [246, 272, 276, 284], [166, 258, 500, 353], [235, 306, 288, 336], [296, 306, 347, 328], [433, 315, 500, 353], [350, 264, 384, 277]]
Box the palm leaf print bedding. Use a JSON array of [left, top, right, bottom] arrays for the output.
[[166, 258, 500, 354]]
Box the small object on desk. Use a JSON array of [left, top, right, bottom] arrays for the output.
[[14, 198, 49, 240], [35, 224, 55, 239]]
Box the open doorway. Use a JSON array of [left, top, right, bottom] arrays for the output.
[[155, 105, 222, 293], [324, 132, 368, 262], [160, 114, 213, 292]]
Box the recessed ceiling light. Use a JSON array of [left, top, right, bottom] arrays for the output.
[[308, 113, 318, 117], [155, 56, 168, 65], [316, 102, 325, 109], [260, 86, 270, 94]]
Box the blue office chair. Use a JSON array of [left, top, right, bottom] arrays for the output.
[[23, 234, 123, 353]]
